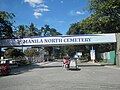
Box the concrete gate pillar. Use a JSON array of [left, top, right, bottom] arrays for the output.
[[0, 47, 1, 59], [116, 33, 120, 67]]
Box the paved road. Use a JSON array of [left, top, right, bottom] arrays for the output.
[[0, 61, 120, 90]]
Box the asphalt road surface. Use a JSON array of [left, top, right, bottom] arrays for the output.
[[0, 61, 120, 90]]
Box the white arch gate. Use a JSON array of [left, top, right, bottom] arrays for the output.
[[0, 33, 120, 66]]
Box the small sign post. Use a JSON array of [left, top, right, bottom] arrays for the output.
[[90, 48, 95, 63]]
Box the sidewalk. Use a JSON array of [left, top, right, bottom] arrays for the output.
[[87, 61, 120, 70], [36, 61, 51, 65]]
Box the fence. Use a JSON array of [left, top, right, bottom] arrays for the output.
[[100, 51, 115, 64], [27, 55, 44, 63]]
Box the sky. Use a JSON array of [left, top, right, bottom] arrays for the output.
[[0, 0, 91, 35]]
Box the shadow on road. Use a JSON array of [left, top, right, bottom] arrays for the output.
[[78, 64, 105, 67], [68, 68, 81, 71], [4, 64, 42, 76], [0, 63, 62, 77], [0, 61, 114, 77], [40, 65, 62, 68], [78, 63, 114, 67]]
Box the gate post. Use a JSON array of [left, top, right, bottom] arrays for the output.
[[0, 47, 1, 59], [116, 33, 120, 67]]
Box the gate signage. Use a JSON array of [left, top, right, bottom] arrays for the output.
[[0, 33, 116, 47]]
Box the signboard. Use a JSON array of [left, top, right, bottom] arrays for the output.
[[74, 55, 78, 58], [90, 50, 95, 60], [103, 52, 110, 59], [76, 52, 82, 56], [0, 33, 116, 47]]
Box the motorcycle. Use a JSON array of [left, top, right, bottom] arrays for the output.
[[63, 56, 70, 70], [65, 60, 69, 70]]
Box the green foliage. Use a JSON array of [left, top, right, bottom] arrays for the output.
[[50, 28, 62, 36], [39, 24, 62, 36], [26, 23, 38, 36], [24, 48, 39, 57], [4, 48, 24, 58], [66, 0, 119, 57], [15, 23, 38, 38], [40, 25, 51, 36], [0, 11, 62, 58], [0, 11, 15, 39], [38, 25, 62, 57], [88, 0, 120, 33], [15, 25, 27, 38], [67, 0, 120, 35], [66, 14, 103, 35], [15, 24, 62, 38]]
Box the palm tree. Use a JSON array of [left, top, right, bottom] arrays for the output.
[[16, 25, 26, 38], [26, 23, 38, 36], [39, 25, 62, 36], [39, 25, 62, 60]]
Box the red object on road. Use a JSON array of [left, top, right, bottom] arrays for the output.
[[0, 64, 11, 75], [63, 56, 70, 69], [65, 59, 69, 65], [63, 56, 70, 64]]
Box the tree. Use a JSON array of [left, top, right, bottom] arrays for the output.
[[39, 25, 62, 59], [88, 0, 120, 33], [15, 25, 27, 38], [26, 23, 38, 36], [66, 0, 119, 59], [0, 11, 15, 58], [24, 48, 39, 57], [0, 11, 15, 39], [50, 28, 62, 36], [39, 25, 62, 36], [66, 23, 81, 35], [4, 48, 24, 59], [87, 0, 119, 60], [39, 25, 51, 36], [14, 23, 39, 38], [67, 0, 120, 34]]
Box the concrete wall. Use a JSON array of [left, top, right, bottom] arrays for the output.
[[116, 33, 120, 67]]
